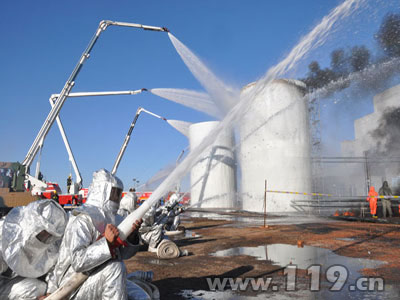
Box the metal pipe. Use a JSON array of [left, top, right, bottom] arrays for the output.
[[50, 89, 145, 99], [141, 108, 167, 120], [105, 20, 169, 32]]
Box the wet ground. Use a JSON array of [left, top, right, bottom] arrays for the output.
[[124, 211, 400, 299]]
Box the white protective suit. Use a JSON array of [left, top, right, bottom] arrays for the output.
[[139, 193, 183, 251], [0, 200, 68, 300], [47, 169, 140, 300], [118, 191, 138, 218], [139, 202, 164, 251], [163, 192, 182, 231]]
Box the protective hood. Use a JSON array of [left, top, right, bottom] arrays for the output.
[[119, 192, 136, 213], [167, 193, 179, 208], [383, 181, 389, 188], [75, 169, 123, 233], [380, 181, 392, 196], [2, 200, 68, 278], [369, 186, 376, 193]]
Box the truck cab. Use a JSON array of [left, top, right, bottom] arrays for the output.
[[0, 162, 37, 216]]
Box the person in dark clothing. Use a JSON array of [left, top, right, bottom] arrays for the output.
[[51, 191, 59, 204], [38, 172, 43, 181], [67, 175, 72, 194], [379, 181, 393, 218]]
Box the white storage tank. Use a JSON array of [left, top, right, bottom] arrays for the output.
[[239, 79, 312, 213], [189, 121, 236, 208]]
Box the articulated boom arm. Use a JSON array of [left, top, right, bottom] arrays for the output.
[[22, 20, 168, 170], [111, 107, 166, 175], [46, 89, 146, 187]]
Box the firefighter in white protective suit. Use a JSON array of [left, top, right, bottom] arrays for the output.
[[0, 199, 68, 300], [118, 188, 138, 218], [163, 191, 184, 232], [138, 189, 184, 253], [46, 169, 145, 300]]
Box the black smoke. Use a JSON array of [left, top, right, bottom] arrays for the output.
[[370, 107, 400, 155], [376, 13, 400, 57], [301, 13, 400, 95]]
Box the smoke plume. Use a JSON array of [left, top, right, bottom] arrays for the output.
[[370, 107, 400, 155], [301, 13, 400, 96]]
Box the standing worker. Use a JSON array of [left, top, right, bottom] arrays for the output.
[[51, 190, 59, 203], [67, 175, 72, 194], [379, 181, 393, 218], [367, 186, 378, 218]]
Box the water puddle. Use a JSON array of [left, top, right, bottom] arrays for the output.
[[186, 211, 337, 226], [179, 285, 400, 300], [179, 289, 311, 299], [336, 237, 357, 241], [168, 229, 201, 240], [201, 244, 393, 299], [145, 258, 176, 266], [183, 230, 201, 238], [210, 244, 382, 272]]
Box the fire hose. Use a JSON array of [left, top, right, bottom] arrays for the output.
[[47, 196, 186, 297], [46, 198, 154, 299]]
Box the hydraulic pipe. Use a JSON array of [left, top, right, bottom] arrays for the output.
[[140, 108, 167, 121], [111, 107, 142, 175], [50, 89, 145, 99], [22, 20, 167, 170], [111, 107, 167, 175], [104, 20, 168, 32]]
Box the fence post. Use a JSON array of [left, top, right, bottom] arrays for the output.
[[264, 180, 267, 228]]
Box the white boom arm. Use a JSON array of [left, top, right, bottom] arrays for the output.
[[42, 89, 146, 188], [111, 107, 166, 175], [48, 97, 82, 188], [22, 20, 168, 171]]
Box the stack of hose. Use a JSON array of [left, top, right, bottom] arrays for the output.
[[156, 240, 180, 259]]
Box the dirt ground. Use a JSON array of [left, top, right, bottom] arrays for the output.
[[124, 212, 400, 299]]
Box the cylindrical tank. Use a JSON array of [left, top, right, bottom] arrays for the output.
[[239, 79, 311, 213], [189, 121, 236, 209]]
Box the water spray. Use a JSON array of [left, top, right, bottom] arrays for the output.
[[150, 88, 221, 118]]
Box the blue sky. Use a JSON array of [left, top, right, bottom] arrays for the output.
[[0, 0, 398, 191]]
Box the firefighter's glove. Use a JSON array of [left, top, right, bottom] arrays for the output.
[[127, 219, 143, 245]]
